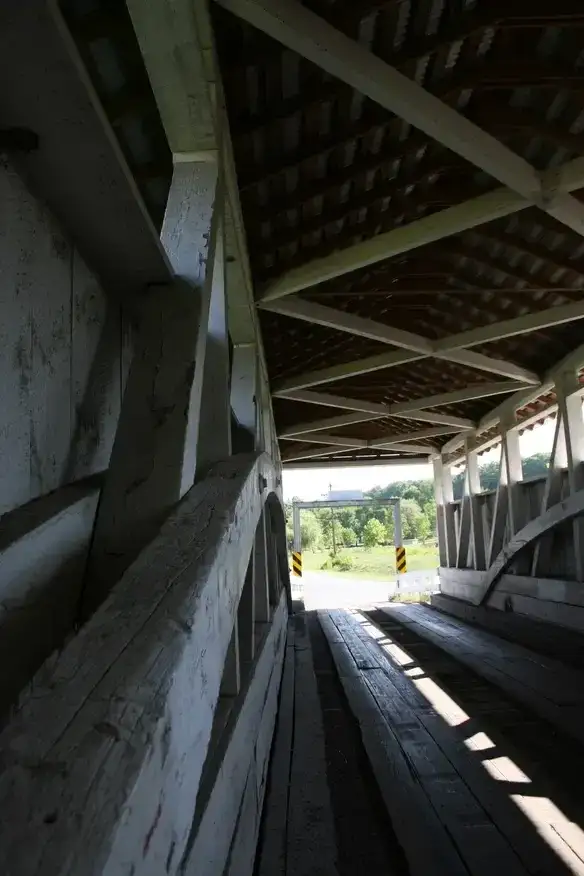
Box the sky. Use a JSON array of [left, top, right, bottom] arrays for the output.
[[282, 417, 557, 501]]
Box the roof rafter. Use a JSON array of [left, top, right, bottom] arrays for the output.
[[216, 0, 584, 291], [261, 297, 542, 384], [281, 442, 435, 462], [440, 343, 584, 463], [279, 411, 386, 438], [275, 382, 527, 413], [233, 2, 584, 146], [258, 168, 472, 257], [260, 158, 584, 299], [279, 408, 474, 438]]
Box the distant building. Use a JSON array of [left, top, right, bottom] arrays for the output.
[[326, 489, 364, 501]]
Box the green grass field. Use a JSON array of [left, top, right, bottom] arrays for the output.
[[301, 543, 439, 580]]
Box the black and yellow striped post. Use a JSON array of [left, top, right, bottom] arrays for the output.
[[395, 545, 407, 575], [292, 551, 303, 578]]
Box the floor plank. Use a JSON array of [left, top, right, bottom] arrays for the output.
[[379, 604, 584, 745], [287, 614, 339, 876], [323, 610, 533, 876]]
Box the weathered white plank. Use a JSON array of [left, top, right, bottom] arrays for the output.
[[69, 250, 123, 481], [0, 478, 101, 720], [182, 595, 287, 876], [0, 453, 281, 876]]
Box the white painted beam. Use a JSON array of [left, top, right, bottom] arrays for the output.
[[260, 297, 433, 353], [434, 300, 584, 352], [280, 433, 368, 448], [275, 350, 422, 393], [393, 410, 475, 429], [387, 382, 528, 414], [279, 406, 473, 440], [437, 349, 539, 384], [262, 190, 530, 300], [369, 425, 470, 448], [260, 156, 584, 300], [274, 387, 478, 428], [282, 441, 434, 462], [445, 342, 584, 463], [281, 444, 364, 462], [374, 442, 437, 455], [284, 456, 430, 469], [215, 0, 584, 295], [273, 388, 389, 414], [271, 300, 540, 388], [279, 411, 384, 437], [215, 0, 540, 198]]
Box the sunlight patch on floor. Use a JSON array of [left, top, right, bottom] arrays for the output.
[[351, 609, 584, 874]]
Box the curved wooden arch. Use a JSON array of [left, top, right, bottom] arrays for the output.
[[479, 489, 584, 605]]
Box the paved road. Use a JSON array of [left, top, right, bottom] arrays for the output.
[[290, 570, 437, 610]]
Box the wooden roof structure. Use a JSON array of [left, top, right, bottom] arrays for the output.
[[55, 0, 584, 468], [212, 0, 584, 466]]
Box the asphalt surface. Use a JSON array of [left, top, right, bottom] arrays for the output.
[[290, 570, 437, 610]]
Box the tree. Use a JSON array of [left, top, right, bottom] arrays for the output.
[[300, 511, 322, 550], [422, 499, 437, 540], [400, 499, 426, 541], [523, 452, 549, 479], [363, 518, 385, 548], [339, 526, 357, 547]]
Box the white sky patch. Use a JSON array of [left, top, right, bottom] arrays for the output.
[[283, 418, 558, 501]]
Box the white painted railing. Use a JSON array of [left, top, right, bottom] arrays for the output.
[[0, 452, 290, 876]]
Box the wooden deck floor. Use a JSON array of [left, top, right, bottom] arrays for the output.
[[255, 604, 584, 876]]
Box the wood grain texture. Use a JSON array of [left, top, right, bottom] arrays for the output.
[[0, 161, 126, 513], [0, 452, 284, 876]]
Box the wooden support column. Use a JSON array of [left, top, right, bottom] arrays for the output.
[[231, 344, 257, 432], [237, 551, 255, 674], [82, 161, 220, 618], [230, 343, 258, 453], [456, 461, 471, 570], [531, 414, 567, 576], [254, 508, 271, 623], [221, 618, 241, 697], [503, 420, 524, 536], [196, 210, 233, 477], [488, 418, 523, 567], [488, 448, 508, 567], [432, 457, 449, 568], [442, 461, 458, 568], [556, 371, 584, 580], [467, 442, 486, 571]]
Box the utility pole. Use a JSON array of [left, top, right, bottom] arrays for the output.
[[329, 482, 337, 555]]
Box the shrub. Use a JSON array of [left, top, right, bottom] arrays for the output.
[[332, 552, 354, 571]]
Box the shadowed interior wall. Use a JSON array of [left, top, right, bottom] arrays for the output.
[[0, 158, 132, 716]]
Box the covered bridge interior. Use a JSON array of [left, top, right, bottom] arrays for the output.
[[3, 1, 584, 874]]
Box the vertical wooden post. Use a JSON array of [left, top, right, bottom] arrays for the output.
[[531, 414, 567, 576], [196, 209, 233, 477], [238, 551, 255, 673], [254, 507, 271, 623], [467, 442, 486, 571], [556, 371, 584, 580], [432, 457, 449, 568], [456, 457, 471, 569], [81, 161, 220, 617], [221, 618, 241, 697], [488, 418, 523, 567], [441, 459, 457, 567], [230, 344, 257, 431], [488, 447, 508, 567], [503, 419, 524, 536]]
